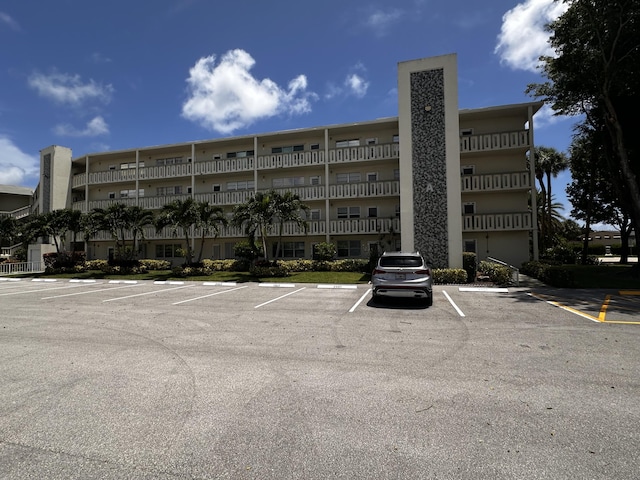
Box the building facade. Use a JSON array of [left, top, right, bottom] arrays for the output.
[[25, 54, 541, 269]]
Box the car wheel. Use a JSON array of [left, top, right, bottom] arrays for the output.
[[425, 292, 433, 307]]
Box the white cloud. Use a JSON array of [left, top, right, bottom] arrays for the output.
[[28, 72, 114, 107], [495, 0, 569, 72], [364, 8, 403, 36], [345, 73, 369, 98], [0, 136, 39, 186], [53, 116, 109, 137], [181, 49, 316, 134], [0, 12, 20, 31]]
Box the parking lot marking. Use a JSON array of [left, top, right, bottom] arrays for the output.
[[69, 279, 98, 283], [254, 287, 306, 308], [108, 280, 138, 284], [598, 295, 612, 321], [203, 281, 237, 286], [529, 293, 601, 323], [154, 281, 185, 285], [172, 285, 248, 305], [349, 289, 371, 313], [103, 284, 194, 302], [42, 284, 140, 300], [459, 287, 509, 293], [443, 290, 465, 317], [0, 284, 84, 297], [318, 284, 358, 289], [259, 283, 296, 288], [31, 278, 57, 282], [0, 278, 21, 282]]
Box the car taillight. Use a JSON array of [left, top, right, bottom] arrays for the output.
[[415, 269, 431, 275], [372, 268, 386, 275]]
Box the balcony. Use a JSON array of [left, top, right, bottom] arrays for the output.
[[463, 212, 532, 232], [460, 130, 530, 154], [195, 157, 254, 175], [328, 143, 399, 164], [1, 206, 31, 219], [329, 181, 400, 199], [257, 151, 324, 170], [330, 217, 400, 235], [461, 171, 530, 192]]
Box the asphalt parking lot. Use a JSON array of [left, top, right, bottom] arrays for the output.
[[1, 278, 639, 479]]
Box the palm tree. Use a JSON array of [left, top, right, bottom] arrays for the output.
[[194, 201, 227, 263], [272, 191, 309, 260], [155, 198, 199, 265], [93, 203, 154, 261], [535, 146, 568, 250], [40, 209, 73, 253], [126, 206, 155, 259], [232, 191, 276, 263]]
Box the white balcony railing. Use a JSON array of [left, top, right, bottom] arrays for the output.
[[329, 217, 400, 235], [328, 143, 400, 164], [463, 212, 532, 232], [257, 151, 325, 170], [329, 181, 400, 199], [1, 205, 31, 219], [461, 172, 530, 192], [460, 130, 530, 153]]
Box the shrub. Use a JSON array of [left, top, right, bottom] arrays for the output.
[[432, 268, 467, 284], [313, 242, 337, 261], [250, 264, 289, 277], [544, 266, 576, 288], [43, 251, 86, 272], [234, 241, 262, 262], [139, 259, 171, 270], [329, 259, 369, 272], [462, 252, 477, 283], [202, 259, 243, 272], [478, 261, 512, 286]]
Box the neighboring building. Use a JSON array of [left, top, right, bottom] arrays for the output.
[[580, 230, 637, 255], [26, 54, 543, 268], [0, 184, 34, 259]]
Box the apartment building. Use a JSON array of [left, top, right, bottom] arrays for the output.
[[29, 54, 541, 269]]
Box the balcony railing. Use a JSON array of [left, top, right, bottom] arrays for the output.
[[328, 143, 399, 164], [257, 151, 324, 170], [194, 157, 254, 175], [0, 261, 44, 276], [1, 206, 31, 219], [329, 181, 400, 199], [463, 212, 532, 232], [461, 171, 530, 192], [460, 130, 530, 153]]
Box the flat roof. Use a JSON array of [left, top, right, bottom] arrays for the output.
[[0, 184, 34, 196]]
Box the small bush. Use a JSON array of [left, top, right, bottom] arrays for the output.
[[202, 259, 243, 272], [139, 259, 171, 270], [432, 268, 467, 284], [478, 261, 512, 286], [250, 264, 289, 277], [329, 259, 369, 272], [313, 242, 337, 261], [544, 266, 576, 288]]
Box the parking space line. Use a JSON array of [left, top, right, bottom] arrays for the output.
[[443, 290, 465, 317], [0, 284, 84, 297], [254, 287, 306, 309], [103, 284, 194, 302], [349, 288, 371, 313], [529, 293, 601, 323], [173, 285, 248, 305], [42, 284, 140, 300]]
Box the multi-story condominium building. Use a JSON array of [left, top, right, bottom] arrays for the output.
[[21, 54, 542, 269]]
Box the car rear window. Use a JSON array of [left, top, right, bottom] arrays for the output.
[[379, 256, 423, 267]]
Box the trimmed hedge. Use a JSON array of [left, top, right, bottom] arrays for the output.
[[521, 261, 576, 288], [478, 261, 512, 286], [432, 268, 467, 284]]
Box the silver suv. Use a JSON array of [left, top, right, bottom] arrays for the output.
[[371, 252, 433, 305]]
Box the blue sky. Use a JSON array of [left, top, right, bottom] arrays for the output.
[[0, 0, 578, 218]]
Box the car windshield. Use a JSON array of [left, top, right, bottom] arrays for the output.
[[379, 256, 422, 268]]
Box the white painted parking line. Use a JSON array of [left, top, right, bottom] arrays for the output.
[[31, 278, 57, 282], [108, 280, 138, 284], [103, 284, 194, 302], [0, 284, 84, 297], [203, 281, 237, 286], [254, 287, 306, 309], [443, 290, 465, 317], [459, 287, 509, 293], [173, 285, 249, 305], [318, 284, 358, 289], [259, 283, 296, 288], [349, 288, 372, 313], [154, 281, 185, 285], [0, 278, 21, 282], [42, 284, 140, 300], [69, 279, 99, 283]]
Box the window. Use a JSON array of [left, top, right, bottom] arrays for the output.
[[212, 184, 221, 192], [120, 189, 144, 198], [365, 138, 378, 145], [272, 176, 304, 188], [336, 172, 361, 183], [337, 240, 361, 257], [120, 162, 137, 169], [393, 169, 400, 180], [461, 165, 475, 175], [156, 186, 183, 196], [392, 134, 399, 143], [463, 203, 476, 215], [271, 145, 304, 154], [108, 192, 116, 199], [309, 209, 321, 220], [310, 143, 320, 150], [367, 172, 378, 182], [464, 239, 477, 253], [337, 206, 360, 219], [336, 139, 360, 148], [275, 241, 305, 258], [227, 150, 254, 158], [187, 186, 192, 194], [213, 154, 222, 160], [368, 207, 378, 218], [109, 165, 116, 170], [227, 180, 255, 191], [309, 175, 321, 186], [460, 128, 474, 136], [156, 157, 184, 166], [155, 243, 182, 258]]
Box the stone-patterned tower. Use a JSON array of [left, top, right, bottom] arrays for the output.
[[398, 54, 462, 269]]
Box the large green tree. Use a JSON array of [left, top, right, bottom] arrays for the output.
[[93, 203, 154, 261], [528, 0, 640, 237], [232, 191, 276, 263], [194, 201, 227, 263], [534, 146, 568, 251], [272, 191, 309, 260], [155, 198, 199, 265]]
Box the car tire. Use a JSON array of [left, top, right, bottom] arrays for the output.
[[425, 292, 433, 307]]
